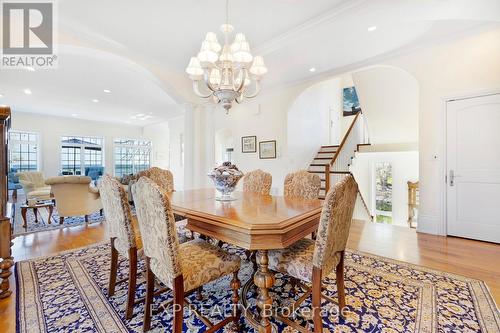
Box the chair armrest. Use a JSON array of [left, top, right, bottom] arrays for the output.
[[88, 186, 99, 194]]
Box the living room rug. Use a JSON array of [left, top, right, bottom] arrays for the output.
[[12, 204, 104, 236], [15, 243, 500, 333]]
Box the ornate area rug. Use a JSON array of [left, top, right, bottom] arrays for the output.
[[12, 204, 104, 236], [15, 243, 500, 333]]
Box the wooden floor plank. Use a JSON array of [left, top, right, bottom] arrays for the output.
[[0, 220, 498, 332]]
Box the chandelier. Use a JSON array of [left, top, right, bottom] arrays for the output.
[[185, 0, 267, 113]]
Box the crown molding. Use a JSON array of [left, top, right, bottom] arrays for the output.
[[255, 0, 367, 56]]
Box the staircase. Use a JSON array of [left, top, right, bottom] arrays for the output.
[[307, 111, 373, 220]]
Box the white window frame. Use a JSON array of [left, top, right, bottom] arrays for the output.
[[8, 130, 40, 172], [113, 138, 152, 177], [60, 135, 104, 175]]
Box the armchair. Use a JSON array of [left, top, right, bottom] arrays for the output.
[[16, 171, 52, 202], [45, 176, 102, 224]]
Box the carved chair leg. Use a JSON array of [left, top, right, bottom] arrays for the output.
[[290, 277, 297, 296], [336, 251, 346, 316], [312, 267, 323, 333], [196, 286, 203, 301], [231, 271, 241, 330], [143, 257, 155, 332], [125, 247, 138, 320], [100, 208, 103, 216], [108, 238, 118, 297], [59, 216, 64, 225], [172, 275, 185, 333], [84, 215, 89, 223]]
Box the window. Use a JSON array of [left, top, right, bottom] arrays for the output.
[[113, 139, 151, 177], [375, 162, 392, 224], [61, 136, 103, 175], [8, 130, 39, 172]]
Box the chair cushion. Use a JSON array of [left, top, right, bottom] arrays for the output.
[[178, 239, 240, 292], [268, 238, 340, 283], [27, 188, 52, 199]]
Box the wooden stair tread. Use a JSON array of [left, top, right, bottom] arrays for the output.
[[321, 145, 339, 148]]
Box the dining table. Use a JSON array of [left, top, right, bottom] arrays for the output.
[[169, 188, 323, 333]]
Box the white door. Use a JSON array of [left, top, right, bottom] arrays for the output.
[[446, 93, 500, 243]]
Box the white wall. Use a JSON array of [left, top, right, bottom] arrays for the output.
[[167, 115, 186, 190], [11, 111, 143, 178], [288, 77, 342, 169], [382, 27, 500, 234], [352, 66, 419, 145], [350, 151, 419, 226], [143, 121, 170, 169]]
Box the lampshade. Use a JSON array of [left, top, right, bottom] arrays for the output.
[[209, 68, 221, 86], [249, 56, 268, 76], [198, 41, 218, 63], [205, 32, 221, 52], [219, 45, 233, 62], [231, 33, 246, 52], [233, 41, 253, 63], [235, 70, 251, 87], [186, 57, 204, 78]]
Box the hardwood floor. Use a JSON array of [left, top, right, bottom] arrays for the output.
[[1, 220, 499, 332]]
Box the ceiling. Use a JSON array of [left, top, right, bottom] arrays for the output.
[[0, 0, 499, 125]]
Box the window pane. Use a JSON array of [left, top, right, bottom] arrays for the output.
[[8, 131, 38, 172]]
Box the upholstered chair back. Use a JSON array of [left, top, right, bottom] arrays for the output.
[[99, 175, 136, 256], [132, 177, 181, 289], [284, 170, 321, 200], [45, 176, 102, 216], [17, 171, 47, 192], [243, 169, 272, 195], [312, 175, 358, 274], [135, 167, 174, 192]]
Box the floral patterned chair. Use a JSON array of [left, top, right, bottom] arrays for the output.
[[284, 170, 321, 200], [243, 169, 272, 195], [99, 175, 142, 319], [268, 175, 358, 332], [132, 177, 242, 332]]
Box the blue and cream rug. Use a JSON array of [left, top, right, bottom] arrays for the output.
[[15, 243, 500, 333], [12, 205, 105, 236]]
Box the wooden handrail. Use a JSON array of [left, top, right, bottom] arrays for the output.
[[330, 111, 361, 166]]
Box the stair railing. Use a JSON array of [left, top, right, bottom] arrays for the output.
[[323, 111, 373, 220]]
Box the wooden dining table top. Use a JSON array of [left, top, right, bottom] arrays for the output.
[[169, 188, 323, 250]]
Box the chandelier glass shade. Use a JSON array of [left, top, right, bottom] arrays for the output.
[[186, 2, 267, 113]]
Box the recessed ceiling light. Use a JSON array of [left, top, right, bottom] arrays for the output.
[[309, 67, 316, 72], [368, 26, 377, 32], [103, 89, 111, 93], [92, 99, 99, 103], [0, 93, 4, 98], [23, 89, 32, 95], [71, 113, 79, 117]]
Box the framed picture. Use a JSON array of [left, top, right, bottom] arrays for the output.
[[259, 140, 276, 159], [343, 86, 362, 116], [241, 136, 257, 153]]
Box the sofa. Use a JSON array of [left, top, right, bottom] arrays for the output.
[[45, 176, 103, 224], [16, 171, 52, 202], [8, 168, 22, 199]]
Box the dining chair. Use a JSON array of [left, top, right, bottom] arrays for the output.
[[243, 169, 272, 195], [132, 176, 242, 332], [284, 170, 321, 200], [268, 175, 358, 333], [99, 174, 142, 320]]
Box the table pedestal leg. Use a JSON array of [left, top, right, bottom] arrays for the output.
[[33, 208, 38, 223], [254, 250, 274, 333]]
